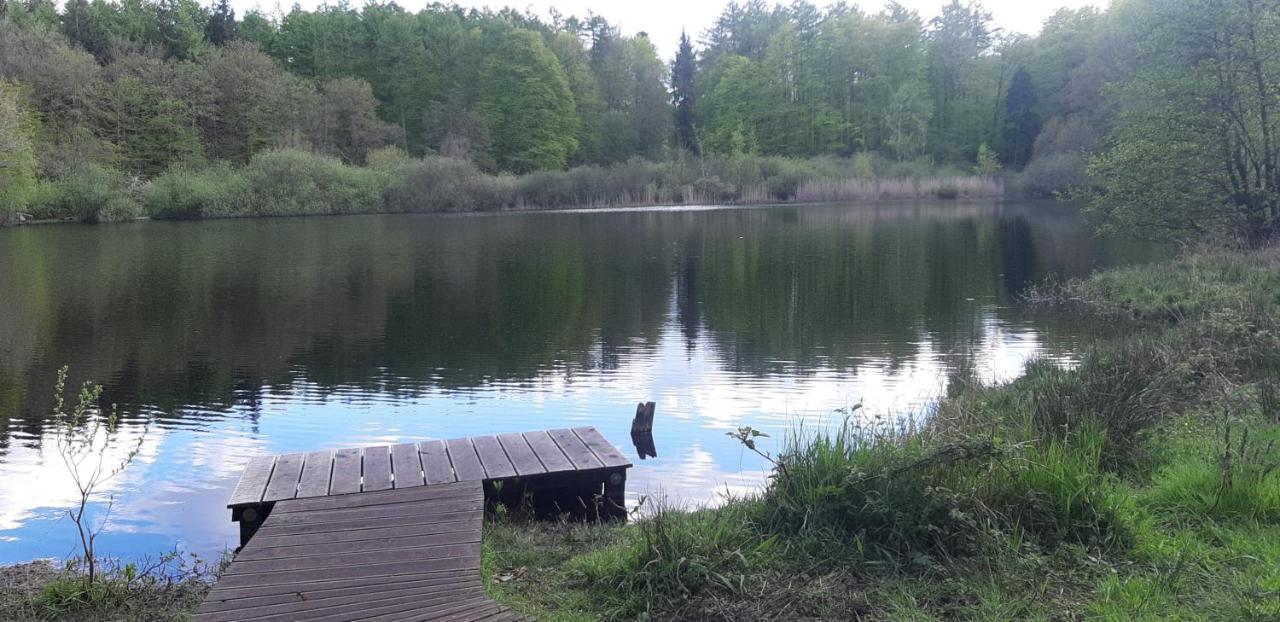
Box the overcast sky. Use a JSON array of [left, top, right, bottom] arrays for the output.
[[239, 0, 1105, 58]]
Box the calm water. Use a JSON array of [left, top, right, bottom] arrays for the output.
[[0, 201, 1160, 564]]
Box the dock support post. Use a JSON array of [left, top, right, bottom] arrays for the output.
[[603, 468, 627, 521], [232, 504, 273, 549]]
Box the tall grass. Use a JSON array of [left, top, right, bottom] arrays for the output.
[[793, 175, 1003, 202]]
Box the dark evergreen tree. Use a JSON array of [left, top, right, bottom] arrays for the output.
[[205, 0, 237, 46], [672, 30, 697, 153], [1002, 67, 1039, 168]]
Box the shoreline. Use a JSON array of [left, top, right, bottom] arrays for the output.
[[2, 181, 1006, 230]]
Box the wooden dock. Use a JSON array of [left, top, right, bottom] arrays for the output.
[[199, 426, 631, 621]]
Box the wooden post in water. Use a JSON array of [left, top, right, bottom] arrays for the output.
[[631, 401, 656, 434]]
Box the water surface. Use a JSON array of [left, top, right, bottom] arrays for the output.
[[0, 201, 1160, 563]]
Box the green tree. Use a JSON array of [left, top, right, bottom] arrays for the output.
[[672, 30, 697, 153], [476, 29, 578, 172], [1002, 67, 1039, 168], [547, 30, 605, 164], [1087, 0, 1280, 244], [204, 0, 235, 46], [156, 0, 206, 60], [926, 1, 995, 162]]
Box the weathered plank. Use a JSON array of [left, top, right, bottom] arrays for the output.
[[261, 453, 304, 502], [201, 571, 475, 606], [329, 447, 363, 495], [272, 480, 480, 514], [446, 437, 486, 482], [225, 542, 478, 574], [197, 580, 474, 620], [238, 528, 479, 562], [391, 442, 423, 488], [295, 450, 333, 499], [472, 435, 517, 479], [260, 496, 482, 528], [241, 518, 482, 550], [421, 439, 456, 485], [363, 445, 394, 492], [521, 430, 574, 472], [228, 455, 275, 507], [497, 433, 546, 476], [573, 427, 632, 468], [252, 508, 481, 538], [548, 428, 604, 470]]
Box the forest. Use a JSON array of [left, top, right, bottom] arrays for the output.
[[0, 0, 1278, 244]]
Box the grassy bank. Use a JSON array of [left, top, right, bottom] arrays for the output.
[[8, 150, 1001, 224], [0, 554, 219, 621], [482, 247, 1280, 620]]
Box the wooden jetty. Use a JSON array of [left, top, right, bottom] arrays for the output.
[[197, 426, 631, 621]]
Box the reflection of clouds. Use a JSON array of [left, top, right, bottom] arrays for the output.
[[0, 423, 162, 533], [0, 301, 1057, 563]]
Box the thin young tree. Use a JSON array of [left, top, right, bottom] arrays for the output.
[[52, 367, 147, 588]]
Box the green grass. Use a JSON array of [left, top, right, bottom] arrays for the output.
[[482, 245, 1280, 620], [0, 553, 221, 621]]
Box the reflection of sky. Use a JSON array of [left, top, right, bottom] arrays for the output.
[[0, 293, 1053, 565]]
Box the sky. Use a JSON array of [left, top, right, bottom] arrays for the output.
[[236, 0, 1105, 57]]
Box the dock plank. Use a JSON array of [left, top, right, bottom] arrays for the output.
[[446, 437, 486, 482], [421, 440, 456, 485], [228, 455, 275, 507], [295, 451, 333, 499], [472, 435, 516, 479], [329, 447, 363, 495], [548, 428, 604, 470], [497, 433, 546, 476], [391, 443, 423, 488], [522, 430, 574, 472], [573, 427, 632, 468], [363, 445, 394, 492], [261, 453, 304, 502], [272, 480, 480, 514]]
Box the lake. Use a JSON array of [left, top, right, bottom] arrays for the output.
[[0, 201, 1160, 564]]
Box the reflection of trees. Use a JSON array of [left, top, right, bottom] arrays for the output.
[[0, 203, 1165, 444]]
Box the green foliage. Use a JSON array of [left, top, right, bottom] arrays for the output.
[[974, 142, 1000, 176], [0, 79, 39, 223], [142, 163, 247, 218], [236, 149, 392, 216], [1087, 0, 1280, 244], [28, 162, 140, 222], [571, 504, 768, 616], [477, 29, 578, 173], [384, 156, 512, 213]]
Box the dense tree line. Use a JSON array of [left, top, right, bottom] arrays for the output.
[[1, 0, 1278, 242]]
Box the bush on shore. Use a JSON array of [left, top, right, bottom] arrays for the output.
[[28, 163, 142, 223]]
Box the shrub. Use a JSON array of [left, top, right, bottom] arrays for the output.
[[240, 149, 392, 216], [28, 163, 141, 223], [1008, 152, 1087, 199], [386, 156, 513, 212], [143, 165, 248, 219]]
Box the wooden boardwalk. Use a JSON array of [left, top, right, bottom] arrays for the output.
[[200, 427, 631, 621], [196, 481, 525, 621]]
